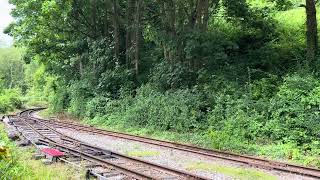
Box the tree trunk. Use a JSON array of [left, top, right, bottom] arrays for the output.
[[159, 1, 168, 60], [189, 0, 197, 28], [9, 64, 13, 89], [195, 0, 204, 29], [104, 0, 110, 36], [126, 0, 135, 68], [79, 56, 83, 79], [134, 0, 141, 77], [91, 0, 97, 38], [112, 0, 120, 62], [194, 0, 210, 31], [306, 0, 318, 64], [166, 0, 176, 63], [201, 0, 210, 31]]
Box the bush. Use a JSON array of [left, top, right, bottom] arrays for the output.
[[67, 81, 92, 117], [0, 89, 23, 113], [49, 83, 69, 113], [85, 96, 111, 119], [24, 64, 55, 107], [206, 73, 320, 154], [150, 62, 197, 91], [266, 74, 320, 144], [0, 124, 30, 179], [97, 66, 135, 98], [250, 73, 279, 100], [90, 84, 208, 132], [207, 93, 266, 150]]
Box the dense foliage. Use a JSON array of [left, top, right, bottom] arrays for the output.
[[0, 48, 24, 113], [4, 0, 320, 166]]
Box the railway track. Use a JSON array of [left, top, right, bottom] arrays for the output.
[[7, 109, 210, 180], [23, 108, 320, 179]]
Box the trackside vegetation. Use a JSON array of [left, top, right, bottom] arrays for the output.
[[2, 0, 320, 171], [0, 48, 25, 113], [0, 124, 83, 179]]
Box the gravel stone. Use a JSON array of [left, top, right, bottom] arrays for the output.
[[57, 128, 317, 180]]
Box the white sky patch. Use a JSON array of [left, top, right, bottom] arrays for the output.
[[0, 0, 14, 47]]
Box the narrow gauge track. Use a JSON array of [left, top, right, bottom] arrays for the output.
[[25, 108, 320, 179], [8, 109, 210, 180]]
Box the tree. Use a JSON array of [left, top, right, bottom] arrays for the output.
[[0, 48, 25, 89], [6, 0, 275, 90], [305, 0, 318, 65], [134, 0, 141, 76], [125, 0, 135, 68], [112, 0, 121, 63]]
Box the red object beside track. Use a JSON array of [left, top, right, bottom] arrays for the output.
[[42, 148, 64, 157]]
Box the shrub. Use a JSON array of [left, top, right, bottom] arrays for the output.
[[97, 66, 135, 98], [207, 93, 267, 149], [207, 73, 320, 153], [266, 74, 320, 144], [49, 84, 69, 113], [0, 89, 23, 113], [91, 84, 208, 132], [150, 62, 197, 91], [250, 73, 279, 100], [85, 96, 111, 119], [67, 81, 92, 117]]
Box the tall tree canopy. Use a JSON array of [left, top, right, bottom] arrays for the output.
[[7, 0, 276, 81]]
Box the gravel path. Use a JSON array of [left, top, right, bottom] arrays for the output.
[[56, 128, 316, 180]]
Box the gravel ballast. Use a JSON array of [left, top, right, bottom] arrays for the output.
[[57, 128, 317, 180]]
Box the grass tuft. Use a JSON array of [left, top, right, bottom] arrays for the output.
[[127, 150, 160, 157], [0, 123, 85, 179]]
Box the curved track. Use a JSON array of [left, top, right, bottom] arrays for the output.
[[24, 108, 320, 179], [8, 109, 210, 180]]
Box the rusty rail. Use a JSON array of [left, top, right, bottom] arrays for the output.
[[10, 109, 210, 180], [25, 108, 320, 179]]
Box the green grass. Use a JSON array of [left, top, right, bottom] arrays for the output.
[[274, 7, 320, 46], [16, 148, 84, 180], [127, 150, 160, 157], [38, 108, 51, 119], [187, 162, 277, 180], [0, 123, 85, 179]]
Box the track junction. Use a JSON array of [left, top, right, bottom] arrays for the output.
[[3, 108, 320, 179]]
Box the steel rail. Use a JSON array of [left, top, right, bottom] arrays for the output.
[[38, 139, 160, 180], [14, 109, 210, 180], [25, 108, 320, 179], [12, 112, 163, 179], [30, 114, 210, 179]]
